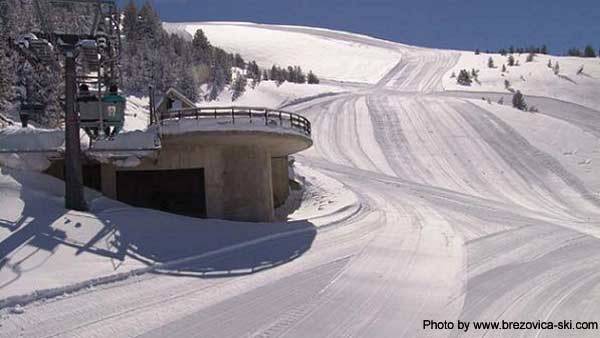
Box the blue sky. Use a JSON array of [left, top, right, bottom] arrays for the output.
[[122, 0, 599, 54]]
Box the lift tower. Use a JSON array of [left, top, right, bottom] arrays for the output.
[[29, 0, 122, 211]]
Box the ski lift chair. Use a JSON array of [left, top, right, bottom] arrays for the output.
[[101, 85, 126, 137], [76, 39, 100, 72], [78, 84, 125, 138], [78, 84, 102, 137]]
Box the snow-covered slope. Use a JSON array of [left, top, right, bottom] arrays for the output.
[[207, 80, 345, 108], [444, 52, 600, 109], [164, 22, 405, 84]]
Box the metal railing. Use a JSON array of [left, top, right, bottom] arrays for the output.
[[158, 106, 312, 136]]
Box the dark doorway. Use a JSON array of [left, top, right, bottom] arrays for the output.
[[44, 160, 102, 192], [82, 164, 102, 191], [116, 168, 207, 218]]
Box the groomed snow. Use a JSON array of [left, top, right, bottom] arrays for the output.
[[165, 22, 404, 84]]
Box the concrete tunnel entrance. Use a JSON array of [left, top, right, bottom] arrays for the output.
[[116, 168, 207, 218]]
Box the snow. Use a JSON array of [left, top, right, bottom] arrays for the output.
[[207, 80, 344, 109], [165, 22, 404, 84], [443, 52, 600, 109]]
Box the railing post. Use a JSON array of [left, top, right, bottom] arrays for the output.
[[195, 109, 199, 119], [279, 111, 282, 126], [232, 107, 235, 123], [265, 109, 268, 126], [214, 108, 217, 119]]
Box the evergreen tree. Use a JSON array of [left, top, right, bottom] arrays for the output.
[[233, 53, 245, 68], [553, 62, 560, 75], [583, 45, 596, 57], [0, 3, 13, 104], [501, 64, 507, 72], [231, 73, 247, 101], [547, 59, 552, 68], [456, 69, 472, 86], [512, 90, 527, 111], [178, 70, 198, 102], [191, 29, 212, 63], [137, 2, 162, 41], [122, 1, 138, 41], [507, 55, 515, 66], [307, 70, 320, 84], [526, 52, 535, 62], [246, 61, 261, 88], [541, 45, 548, 54], [487, 57, 495, 68], [209, 65, 226, 100]]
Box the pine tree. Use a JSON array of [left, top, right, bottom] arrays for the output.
[[583, 45, 596, 58], [209, 65, 226, 100], [487, 57, 495, 68], [246, 61, 261, 88], [526, 52, 535, 62], [307, 70, 320, 84], [553, 62, 560, 75], [0, 3, 13, 104], [507, 55, 515, 66], [122, 1, 138, 40], [456, 69, 472, 86], [541, 45, 548, 54], [137, 2, 162, 41], [178, 70, 198, 102], [192, 29, 212, 64], [501, 64, 507, 73], [231, 74, 247, 101], [233, 53, 245, 68], [512, 90, 527, 111], [547, 59, 552, 68]]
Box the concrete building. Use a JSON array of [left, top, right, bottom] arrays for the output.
[[99, 125, 311, 222], [42, 104, 313, 223]]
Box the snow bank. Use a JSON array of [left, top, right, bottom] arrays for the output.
[[0, 127, 64, 171]]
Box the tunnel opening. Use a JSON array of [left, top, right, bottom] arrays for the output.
[[116, 168, 207, 218]]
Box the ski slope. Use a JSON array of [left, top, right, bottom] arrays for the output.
[[2, 22, 600, 338]]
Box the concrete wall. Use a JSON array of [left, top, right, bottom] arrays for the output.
[[100, 137, 276, 222], [222, 146, 274, 222], [271, 156, 289, 208]]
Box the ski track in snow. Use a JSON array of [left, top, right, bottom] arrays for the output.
[[2, 24, 600, 338]]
